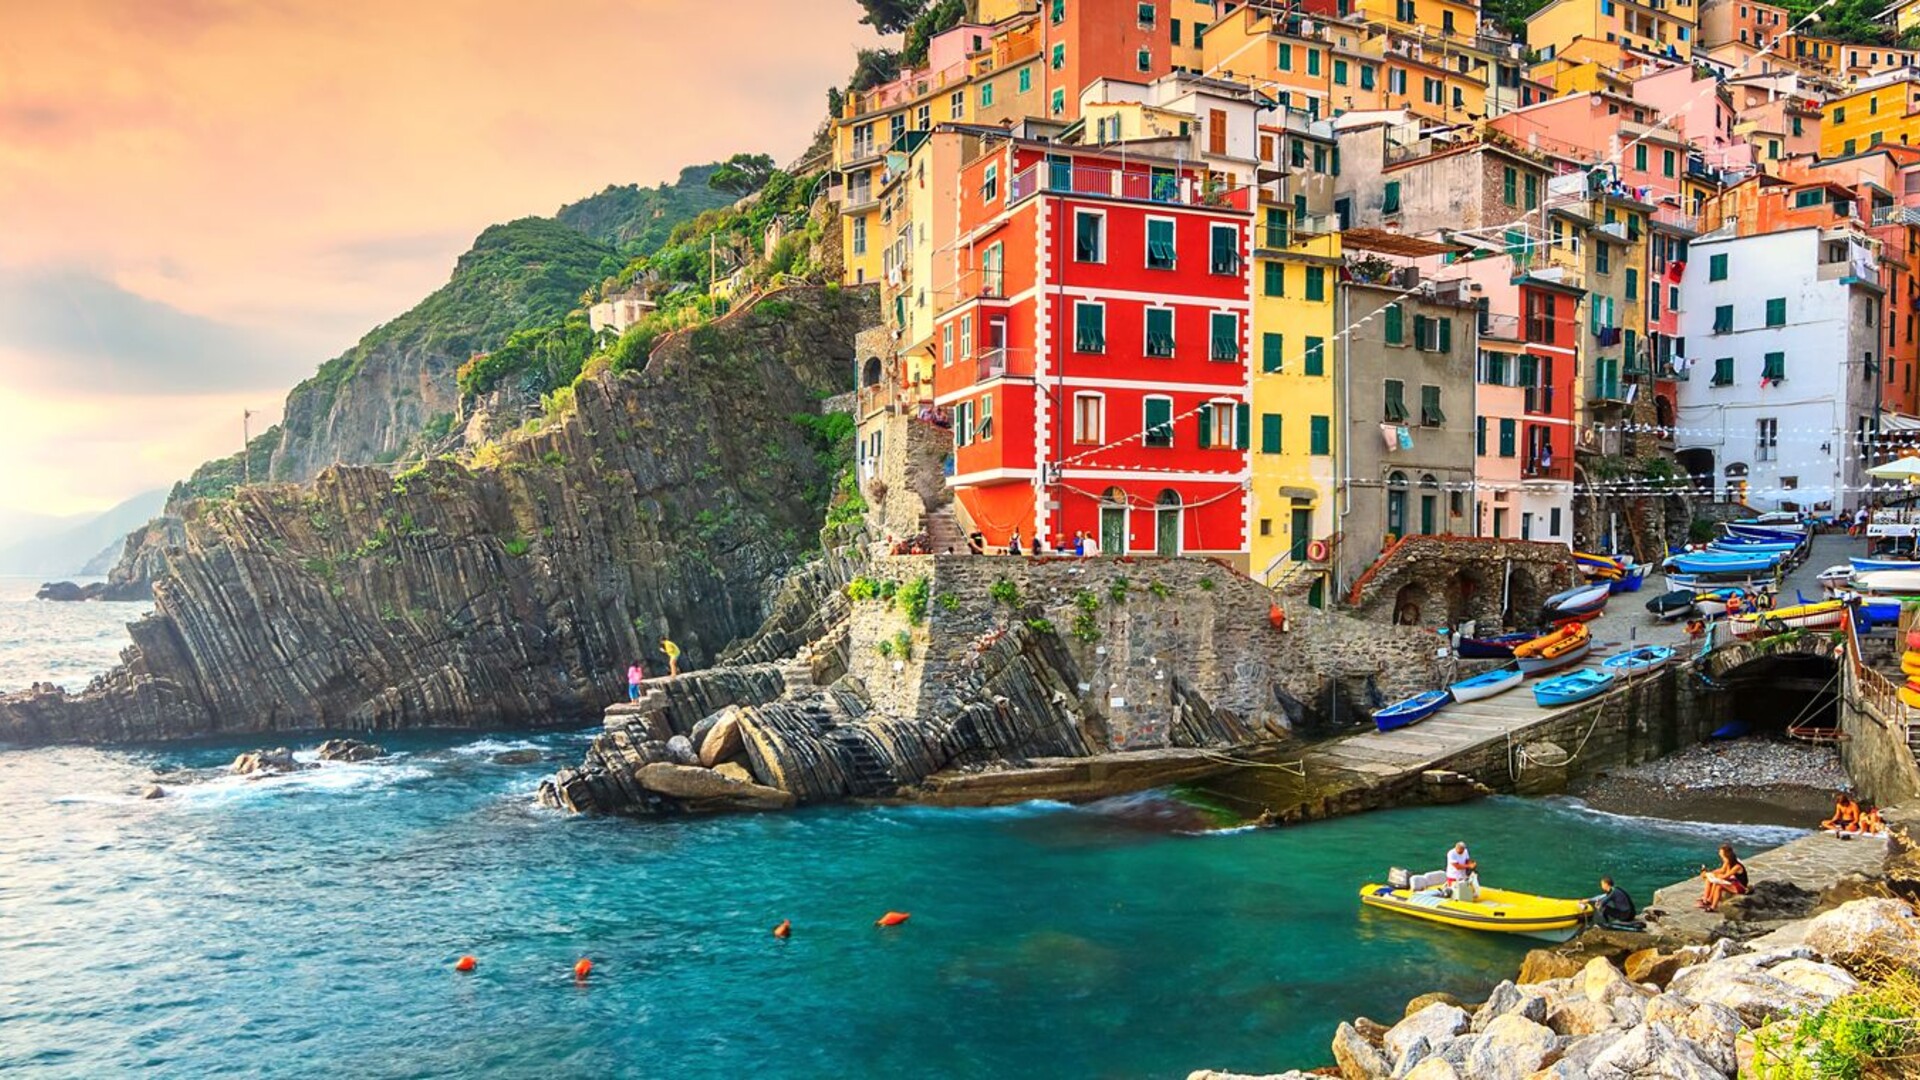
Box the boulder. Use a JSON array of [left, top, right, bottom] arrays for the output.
[[1401, 1058, 1461, 1080], [1643, 996, 1743, 1076], [1581, 957, 1647, 1006], [492, 749, 542, 766], [1585, 1022, 1724, 1080], [1623, 948, 1693, 989], [1519, 949, 1587, 985], [713, 761, 754, 784], [1383, 1003, 1470, 1065], [140, 784, 165, 800], [698, 709, 744, 767], [665, 734, 699, 766], [1801, 897, 1920, 974], [1545, 998, 1619, 1038], [1666, 955, 1858, 1026], [1333, 1021, 1393, 1080], [1404, 992, 1464, 1019], [689, 711, 723, 751], [634, 762, 795, 810], [1769, 957, 1861, 1001], [1718, 880, 1819, 925], [1471, 981, 1548, 1033], [1459, 1013, 1557, 1080], [230, 747, 298, 775], [1185, 1072, 1322, 1080], [1391, 1035, 1432, 1078], [35, 581, 86, 602], [316, 738, 384, 762]]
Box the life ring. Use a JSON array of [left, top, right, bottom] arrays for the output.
[[1269, 603, 1287, 631], [1906, 629, 1920, 651], [1902, 652, 1920, 677], [1306, 539, 1330, 562]]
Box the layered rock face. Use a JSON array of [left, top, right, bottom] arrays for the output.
[[0, 287, 873, 744]]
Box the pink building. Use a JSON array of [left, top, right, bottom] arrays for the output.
[[1630, 67, 1755, 175], [1490, 92, 1696, 205]]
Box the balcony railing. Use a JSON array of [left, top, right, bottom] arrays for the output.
[[1873, 205, 1920, 226], [1479, 313, 1521, 340], [1008, 163, 1254, 212], [965, 346, 1034, 382], [1653, 205, 1701, 233]]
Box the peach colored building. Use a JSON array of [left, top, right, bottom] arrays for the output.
[[1698, 0, 1788, 51], [1630, 66, 1754, 175]]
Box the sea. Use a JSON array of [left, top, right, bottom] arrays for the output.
[[0, 576, 1805, 1078]]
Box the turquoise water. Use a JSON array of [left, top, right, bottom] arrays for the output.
[[0, 730, 1804, 1079]]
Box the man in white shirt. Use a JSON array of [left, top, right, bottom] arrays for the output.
[[1445, 842, 1476, 883]]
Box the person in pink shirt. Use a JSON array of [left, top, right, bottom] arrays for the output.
[[626, 662, 645, 702]]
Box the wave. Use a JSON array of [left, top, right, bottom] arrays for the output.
[[49, 758, 436, 808], [1538, 796, 1810, 845], [444, 737, 549, 757]]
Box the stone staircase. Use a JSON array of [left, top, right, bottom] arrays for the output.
[[924, 508, 968, 554]]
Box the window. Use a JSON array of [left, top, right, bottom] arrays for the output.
[[1304, 336, 1325, 376], [852, 216, 868, 256], [950, 91, 965, 120], [978, 392, 993, 441], [1308, 50, 1321, 77], [1051, 43, 1066, 69], [1382, 180, 1402, 214], [1210, 224, 1239, 274], [941, 324, 953, 367], [1385, 302, 1405, 344], [1146, 308, 1176, 357], [1669, 285, 1680, 313], [981, 242, 1005, 297], [1499, 418, 1517, 457], [1305, 266, 1325, 300], [1263, 261, 1284, 296], [1662, 149, 1676, 177], [1171, 17, 1182, 44], [1194, 21, 1207, 44], [1765, 297, 1786, 326], [1712, 304, 1735, 337], [1074, 302, 1106, 353], [1073, 393, 1104, 444], [1503, 166, 1518, 206], [959, 315, 972, 363], [1756, 417, 1778, 460], [1763, 351, 1786, 380], [1389, 68, 1406, 95], [1634, 144, 1647, 171], [1414, 314, 1452, 352], [1210, 312, 1239, 361], [1712, 356, 1734, 386], [1143, 397, 1174, 447], [1019, 68, 1031, 94], [917, 104, 930, 130], [1626, 268, 1638, 300], [1420, 385, 1445, 426], [1261, 413, 1283, 454], [1524, 174, 1538, 210], [980, 81, 995, 108], [1793, 188, 1823, 209], [1596, 243, 1610, 274], [1050, 0, 1065, 21], [1208, 108, 1227, 156], [982, 164, 999, 203], [1137, 48, 1152, 72], [1423, 77, 1442, 105], [1147, 218, 1177, 270], [1384, 379, 1408, 422], [1476, 415, 1487, 456], [1138, 1, 1155, 26], [1202, 400, 1247, 450], [1334, 58, 1349, 85], [1075, 211, 1105, 262], [1360, 65, 1376, 90], [1309, 415, 1331, 455], [1261, 332, 1282, 372], [1277, 43, 1292, 71], [1396, 0, 1415, 19]]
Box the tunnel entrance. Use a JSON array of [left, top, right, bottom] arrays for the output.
[[1713, 653, 1840, 739]]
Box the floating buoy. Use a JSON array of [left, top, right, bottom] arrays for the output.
[[876, 911, 911, 927], [772, 919, 791, 938], [573, 958, 593, 980], [454, 955, 477, 972]]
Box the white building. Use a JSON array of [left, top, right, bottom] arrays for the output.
[[1674, 225, 1884, 513]]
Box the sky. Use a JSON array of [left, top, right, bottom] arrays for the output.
[[0, 0, 878, 518]]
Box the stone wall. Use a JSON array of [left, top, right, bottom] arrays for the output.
[[1344, 534, 1580, 630], [1840, 654, 1920, 807], [861, 414, 955, 544]]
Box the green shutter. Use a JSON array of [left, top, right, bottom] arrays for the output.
[[1476, 416, 1487, 455], [1305, 267, 1325, 300], [1278, 43, 1292, 70], [1146, 398, 1173, 445], [1438, 317, 1452, 353], [1264, 262, 1283, 296], [1384, 379, 1407, 421], [1310, 415, 1331, 455], [1262, 332, 1283, 373], [1499, 418, 1516, 457], [1413, 313, 1430, 349], [1147, 307, 1174, 356], [1714, 357, 1734, 385], [1766, 297, 1786, 326], [1211, 314, 1237, 360], [1236, 402, 1250, 450], [1304, 336, 1325, 376], [1076, 304, 1105, 351], [1261, 412, 1282, 453], [1763, 352, 1786, 380], [1709, 253, 1728, 281], [1714, 305, 1732, 333], [1148, 219, 1176, 268], [1197, 403, 1213, 447], [1385, 303, 1404, 344], [1382, 181, 1401, 213], [1421, 384, 1445, 424], [1502, 167, 1517, 204]]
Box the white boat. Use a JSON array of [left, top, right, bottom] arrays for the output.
[[1852, 569, 1920, 596], [1726, 600, 1849, 639], [1448, 666, 1524, 703]]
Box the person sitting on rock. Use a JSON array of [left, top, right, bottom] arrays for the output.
[[1697, 844, 1749, 912], [1587, 876, 1639, 929], [1852, 805, 1885, 836], [1822, 792, 1860, 833]]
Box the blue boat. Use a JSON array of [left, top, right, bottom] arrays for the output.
[[1714, 534, 1801, 547], [1726, 523, 1807, 542], [1608, 566, 1647, 594], [1533, 668, 1617, 708], [1665, 551, 1781, 575], [1851, 556, 1919, 573], [1455, 631, 1534, 659], [1602, 645, 1674, 676], [1372, 690, 1452, 732], [1449, 666, 1524, 703], [1707, 540, 1799, 554], [1862, 598, 1904, 626]]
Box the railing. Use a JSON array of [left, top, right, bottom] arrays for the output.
[[1653, 205, 1701, 232], [841, 57, 971, 119], [1874, 206, 1920, 226], [1480, 313, 1521, 340], [1293, 212, 1339, 237], [1008, 163, 1255, 212], [971, 346, 1034, 381], [1524, 458, 1573, 480]]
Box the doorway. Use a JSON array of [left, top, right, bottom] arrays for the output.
[[1155, 489, 1182, 555], [1290, 506, 1313, 561], [1100, 487, 1128, 555]]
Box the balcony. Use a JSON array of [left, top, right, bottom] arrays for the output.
[[1523, 457, 1572, 481], [1479, 313, 1521, 340], [1652, 205, 1702, 233], [972, 346, 1033, 383], [1874, 206, 1920, 226], [1008, 163, 1254, 213]]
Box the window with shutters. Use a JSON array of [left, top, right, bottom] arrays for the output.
[[1208, 109, 1227, 155], [1264, 261, 1284, 296], [1261, 413, 1282, 454], [1385, 303, 1405, 345], [1277, 43, 1292, 71], [1308, 49, 1321, 76], [1305, 266, 1325, 300], [1765, 297, 1786, 326], [1420, 384, 1445, 426], [1476, 416, 1487, 456], [1334, 58, 1348, 84], [1304, 335, 1325, 376], [1763, 351, 1786, 381], [1137, 48, 1152, 71], [1210, 312, 1239, 361], [1596, 243, 1610, 274], [1051, 43, 1066, 69], [1793, 188, 1822, 208], [1502, 166, 1517, 205], [1138, 2, 1155, 26], [1261, 332, 1282, 372], [1074, 302, 1106, 353], [1382, 181, 1401, 214], [1197, 402, 1237, 449], [954, 401, 974, 447], [1145, 307, 1176, 357], [1756, 417, 1778, 461], [1712, 356, 1734, 386], [1626, 268, 1638, 300], [1414, 314, 1451, 352], [941, 324, 953, 367], [1310, 415, 1331, 455], [1073, 393, 1104, 445], [1210, 224, 1240, 274], [1524, 173, 1538, 209], [1147, 217, 1177, 270], [1499, 418, 1517, 457], [1384, 379, 1408, 422], [1143, 396, 1174, 448], [977, 392, 993, 441], [1634, 144, 1647, 171], [1263, 206, 1288, 248], [1074, 211, 1105, 262], [1713, 304, 1733, 333], [1361, 65, 1376, 90]]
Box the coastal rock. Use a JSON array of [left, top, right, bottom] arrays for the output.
[[1471, 981, 1548, 1033], [1400, 1059, 1461, 1080], [1332, 1021, 1393, 1080], [1185, 1072, 1322, 1080], [492, 749, 542, 765], [1390, 1035, 1433, 1078], [665, 735, 699, 766], [1643, 996, 1743, 1076], [713, 760, 753, 784], [140, 784, 165, 800], [698, 709, 744, 767], [230, 747, 298, 775], [1460, 1013, 1557, 1080], [634, 762, 795, 810], [1383, 1003, 1469, 1064], [1768, 957, 1861, 1000], [1584, 1022, 1724, 1080], [1545, 998, 1619, 1038], [316, 738, 384, 762], [1581, 957, 1648, 1007], [1665, 955, 1858, 1026], [1623, 947, 1694, 989], [35, 581, 87, 602], [1403, 992, 1464, 1019], [1717, 880, 1819, 925], [1800, 897, 1920, 973], [1519, 949, 1587, 984]]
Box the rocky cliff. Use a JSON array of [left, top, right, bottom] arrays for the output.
[[0, 286, 874, 744]]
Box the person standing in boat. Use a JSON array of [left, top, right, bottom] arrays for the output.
[[1443, 842, 1477, 891]]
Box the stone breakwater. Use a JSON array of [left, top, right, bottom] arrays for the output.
[[540, 555, 1461, 815], [1188, 810, 1920, 1080], [0, 287, 874, 744]]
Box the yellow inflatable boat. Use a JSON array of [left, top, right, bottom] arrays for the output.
[[1359, 875, 1592, 942]]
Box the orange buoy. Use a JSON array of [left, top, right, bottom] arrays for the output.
[[454, 955, 477, 972], [773, 919, 791, 938], [573, 958, 593, 980], [876, 911, 911, 927]]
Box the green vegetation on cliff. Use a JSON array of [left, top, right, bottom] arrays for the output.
[[555, 163, 738, 255]]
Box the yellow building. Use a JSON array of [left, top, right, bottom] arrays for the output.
[[1819, 70, 1920, 159], [1353, 0, 1481, 41], [1249, 217, 1341, 595], [1527, 0, 1699, 63]]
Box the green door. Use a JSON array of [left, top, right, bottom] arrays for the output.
[[1100, 505, 1127, 555], [1290, 508, 1313, 561], [1420, 494, 1437, 536], [1048, 155, 1073, 191], [1156, 505, 1180, 555]]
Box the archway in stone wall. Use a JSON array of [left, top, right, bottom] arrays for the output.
[[1393, 583, 1425, 626], [1713, 653, 1840, 739], [1504, 566, 1554, 629], [1676, 448, 1715, 494], [1446, 568, 1485, 628], [861, 356, 883, 387]]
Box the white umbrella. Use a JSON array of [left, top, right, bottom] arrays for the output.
[[1867, 458, 1920, 480]]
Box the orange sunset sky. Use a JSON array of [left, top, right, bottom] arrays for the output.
[[0, 0, 880, 518]]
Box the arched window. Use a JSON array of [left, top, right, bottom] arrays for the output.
[[1386, 471, 1409, 538], [1154, 489, 1182, 556]]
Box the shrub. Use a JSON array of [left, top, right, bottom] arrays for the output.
[[1073, 589, 1101, 614], [847, 576, 881, 602], [502, 535, 533, 558], [1198, 577, 1217, 592], [989, 578, 1022, 606], [1025, 617, 1056, 635], [876, 639, 895, 659], [1071, 611, 1102, 644], [936, 591, 960, 612], [892, 629, 912, 658], [1108, 577, 1129, 604], [1751, 970, 1919, 1080], [1148, 580, 1171, 599], [899, 576, 931, 623]]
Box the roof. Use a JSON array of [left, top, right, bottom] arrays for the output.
[[1339, 228, 1464, 256]]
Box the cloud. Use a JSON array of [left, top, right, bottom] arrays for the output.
[[0, 269, 304, 394]]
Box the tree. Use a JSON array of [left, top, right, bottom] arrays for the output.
[[708, 153, 777, 197], [902, 0, 968, 66], [848, 47, 902, 92], [856, 0, 927, 34]]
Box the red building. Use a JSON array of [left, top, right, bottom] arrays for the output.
[[1519, 277, 1580, 481], [931, 135, 1254, 556]]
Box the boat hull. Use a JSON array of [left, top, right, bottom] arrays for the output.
[[1533, 669, 1616, 707], [1373, 690, 1451, 732], [1666, 553, 1780, 575], [1455, 632, 1532, 660], [1449, 668, 1523, 702], [1602, 646, 1674, 676], [1645, 589, 1696, 621], [1727, 604, 1847, 639], [1852, 557, 1920, 573], [1516, 637, 1592, 676], [1854, 570, 1920, 595], [1358, 884, 1589, 943]]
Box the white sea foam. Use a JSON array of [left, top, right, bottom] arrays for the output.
[[101, 759, 434, 807], [446, 737, 547, 757], [1541, 796, 1809, 846]]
